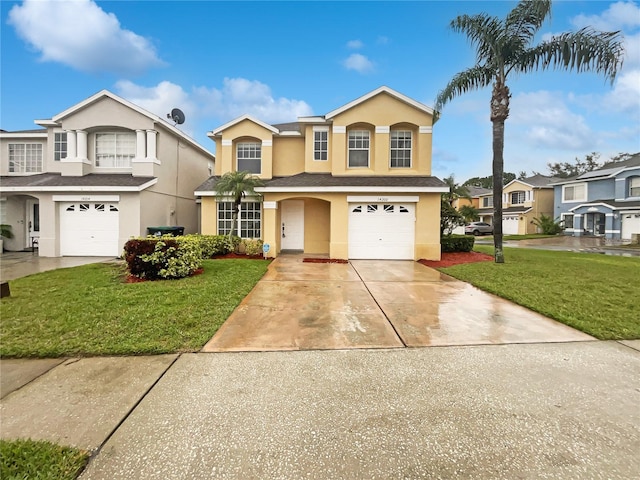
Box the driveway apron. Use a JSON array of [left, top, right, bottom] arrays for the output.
[[202, 257, 592, 352]]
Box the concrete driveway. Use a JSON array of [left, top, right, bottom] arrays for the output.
[[202, 256, 592, 352]]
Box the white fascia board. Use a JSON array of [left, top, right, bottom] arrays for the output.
[[35, 120, 58, 127], [297, 116, 328, 123], [1, 179, 157, 193], [0, 132, 47, 139], [212, 114, 279, 135], [568, 202, 615, 212], [503, 179, 533, 189], [277, 131, 302, 136], [255, 186, 449, 193], [325, 86, 434, 119]]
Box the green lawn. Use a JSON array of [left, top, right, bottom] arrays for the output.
[[480, 234, 560, 241], [0, 439, 89, 480], [0, 259, 270, 357], [440, 246, 640, 340]]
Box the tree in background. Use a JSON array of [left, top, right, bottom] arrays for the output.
[[463, 173, 516, 189], [441, 200, 466, 235], [435, 0, 623, 263], [548, 152, 637, 178], [443, 174, 471, 206], [459, 205, 480, 223]]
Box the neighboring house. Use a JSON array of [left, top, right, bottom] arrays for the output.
[[0, 91, 215, 257], [196, 86, 448, 260], [552, 154, 640, 242], [452, 186, 492, 234], [473, 174, 557, 234]]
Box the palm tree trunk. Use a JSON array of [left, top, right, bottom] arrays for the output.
[[229, 201, 241, 239], [492, 119, 505, 264], [490, 80, 509, 264]]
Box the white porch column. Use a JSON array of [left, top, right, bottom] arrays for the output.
[[65, 130, 77, 161], [135, 130, 146, 161], [146, 130, 157, 161], [76, 130, 88, 162]]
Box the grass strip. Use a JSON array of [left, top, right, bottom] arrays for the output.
[[0, 439, 89, 480]]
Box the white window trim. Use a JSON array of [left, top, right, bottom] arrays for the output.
[[390, 130, 412, 168], [8, 143, 44, 173], [217, 201, 262, 238], [561, 213, 575, 232], [629, 177, 640, 198], [348, 130, 370, 168], [54, 131, 67, 161], [562, 183, 588, 203], [236, 142, 262, 174], [95, 132, 135, 169], [313, 128, 329, 162]]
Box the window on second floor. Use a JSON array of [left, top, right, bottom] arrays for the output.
[[630, 177, 640, 197], [313, 130, 328, 161], [96, 132, 135, 168], [482, 197, 493, 208], [8, 143, 43, 173], [54, 132, 67, 161], [562, 183, 587, 202], [348, 130, 370, 168], [237, 142, 262, 174], [390, 130, 412, 168], [510, 191, 526, 204]]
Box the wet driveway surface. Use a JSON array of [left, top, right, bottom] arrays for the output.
[[202, 257, 593, 352]]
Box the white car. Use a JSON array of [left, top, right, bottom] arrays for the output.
[[464, 222, 493, 236]]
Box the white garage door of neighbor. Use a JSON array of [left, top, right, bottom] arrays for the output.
[[60, 202, 120, 256], [621, 213, 640, 240], [348, 203, 415, 260], [502, 215, 520, 235]]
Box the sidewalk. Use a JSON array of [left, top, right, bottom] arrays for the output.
[[2, 342, 639, 479]]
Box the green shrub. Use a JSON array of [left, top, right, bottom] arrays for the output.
[[441, 234, 475, 252], [533, 214, 564, 235], [184, 234, 236, 258], [243, 239, 264, 256], [123, 236, 202, 280]]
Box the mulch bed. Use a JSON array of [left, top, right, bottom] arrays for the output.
[[419, 251, 494, 268], [125, 268, 205, 283], [303, 258, 349, 264]]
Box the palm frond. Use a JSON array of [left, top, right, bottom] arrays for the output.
[[450, 13, 502, 63], [505, 0, 552, 49], [434, 65, 495, 112], [516, 27, 624, 83]]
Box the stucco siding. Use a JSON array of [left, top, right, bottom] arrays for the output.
[[272, 137, 305, 177]]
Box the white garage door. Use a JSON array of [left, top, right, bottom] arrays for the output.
[[502, 215, 520, 235], [60, 202, 120, 256], [621, 213, 640, 240], [348, 203, 415, 259]]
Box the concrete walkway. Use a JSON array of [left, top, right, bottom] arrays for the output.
[[0, 252, 115, 281], [203, 257, 593, 352], [1, 342, 639, 479]]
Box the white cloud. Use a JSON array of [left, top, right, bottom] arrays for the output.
[[342, 53, 375, 74], [115, 78, 313, 129], [8, 0, 164, 75], [570, 1, 640, 31], [377, 36, 389, 45], [603, 69, 640, 113], [346, 40, 363, 49], [510, 91, 596, 150]]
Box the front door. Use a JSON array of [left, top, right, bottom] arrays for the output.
[[585, 213, 605, 235], [26, 199, 39, 249], [281, 200, 304, 250]]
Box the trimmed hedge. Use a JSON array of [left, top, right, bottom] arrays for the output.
[[123, 236, 202, 280], [441, 234, 475, 252]]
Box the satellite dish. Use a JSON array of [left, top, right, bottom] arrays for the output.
[[167, 108, 185, 125]]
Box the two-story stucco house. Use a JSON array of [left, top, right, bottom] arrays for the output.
[[474, 175, 557, 234], [0, 90, 215, 257], [552, 154, 640, 241], [196, 86, 448, 260]]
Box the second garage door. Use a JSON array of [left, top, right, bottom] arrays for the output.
[[348, 203, 415, 259], [60, 202, 120, 256]]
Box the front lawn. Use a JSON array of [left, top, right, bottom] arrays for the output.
[[439, 247, 640, 340], [0, 439, 89, 480], [0, 259, 270, 357]]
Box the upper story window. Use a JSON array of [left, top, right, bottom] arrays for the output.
[[348, 130, 370, 168], [8, 143, 43, 173], [390, 130, 412, 168], [629, 177, 640, 197], [237, 142, 261, 174], [510, 191, 526, 204], [96, 132, 135, 168], [482, 196, 493, 208], [54, 132, 67, 161], [562, 183, 587, 202], [313, 130, 328, 161]]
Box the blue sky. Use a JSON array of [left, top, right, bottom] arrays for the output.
[[2, 0, 639, 182]]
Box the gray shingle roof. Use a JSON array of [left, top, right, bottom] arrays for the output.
[[272, 122, 302, 133], [0, 128, 47, 134], [0, 173, 155, 188], [580, 199, 640, 209], [519, 174, 559, 187], [262, 173, 446, 188]]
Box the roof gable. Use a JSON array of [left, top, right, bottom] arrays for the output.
[[210, 114, 279, 136], [325, 86, 434, 119]]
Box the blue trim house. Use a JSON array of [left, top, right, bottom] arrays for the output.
[[552, 154, 640, 242]]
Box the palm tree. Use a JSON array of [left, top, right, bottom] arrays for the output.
[[443, 174, 471, 206], [213, 171, 265, 239], [435, 0, 624, 263]]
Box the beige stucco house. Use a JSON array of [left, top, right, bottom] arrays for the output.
[[196, 86, 447, 260], [475, 174, 557, 235], [0, 90, 215, 257]]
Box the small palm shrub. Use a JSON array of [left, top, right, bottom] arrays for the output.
[[533, 214, 563, 235]]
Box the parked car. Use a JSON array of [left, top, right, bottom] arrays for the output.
[[465, 222, 493, 236]]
